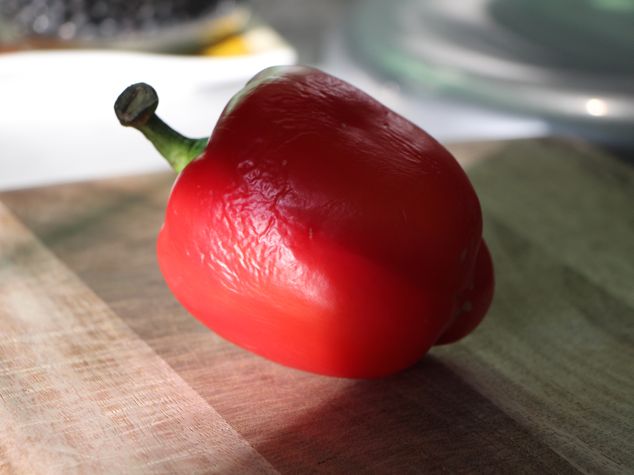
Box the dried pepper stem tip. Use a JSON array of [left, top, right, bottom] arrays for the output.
[[115, 82, 159, 128]]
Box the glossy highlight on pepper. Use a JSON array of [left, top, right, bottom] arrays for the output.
[[114, 66, 494, 378]]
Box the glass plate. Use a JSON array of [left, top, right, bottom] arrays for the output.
[[349, 0, 634, 141]]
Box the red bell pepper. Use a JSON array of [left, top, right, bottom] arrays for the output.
[[115, 66, 494, 378]]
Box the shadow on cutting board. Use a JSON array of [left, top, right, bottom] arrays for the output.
[[244, 356, 571, 473]]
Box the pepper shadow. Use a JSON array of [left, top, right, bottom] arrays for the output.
[[246, 356, 573, 474]]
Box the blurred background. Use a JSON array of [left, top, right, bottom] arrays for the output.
[[1, 0, 633, 189]]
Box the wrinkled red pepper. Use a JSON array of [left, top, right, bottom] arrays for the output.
[[115, 66, 494, 378]]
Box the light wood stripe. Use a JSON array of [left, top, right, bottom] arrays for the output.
[[0, 202, 277, 474]]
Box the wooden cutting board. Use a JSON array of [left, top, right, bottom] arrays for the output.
[[1, 139, 632, 474]]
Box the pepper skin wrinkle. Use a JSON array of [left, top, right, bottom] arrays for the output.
[[118, 66, 494, 378]]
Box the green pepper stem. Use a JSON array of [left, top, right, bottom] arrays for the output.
[[114, 83, 208, 172]]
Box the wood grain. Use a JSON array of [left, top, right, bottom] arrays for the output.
[[1, 139, 632, 473], [0, 203, 275, 474], [443, 140, 634, 473]]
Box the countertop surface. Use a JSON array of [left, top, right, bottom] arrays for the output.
[[1, 139, 632, 473]]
